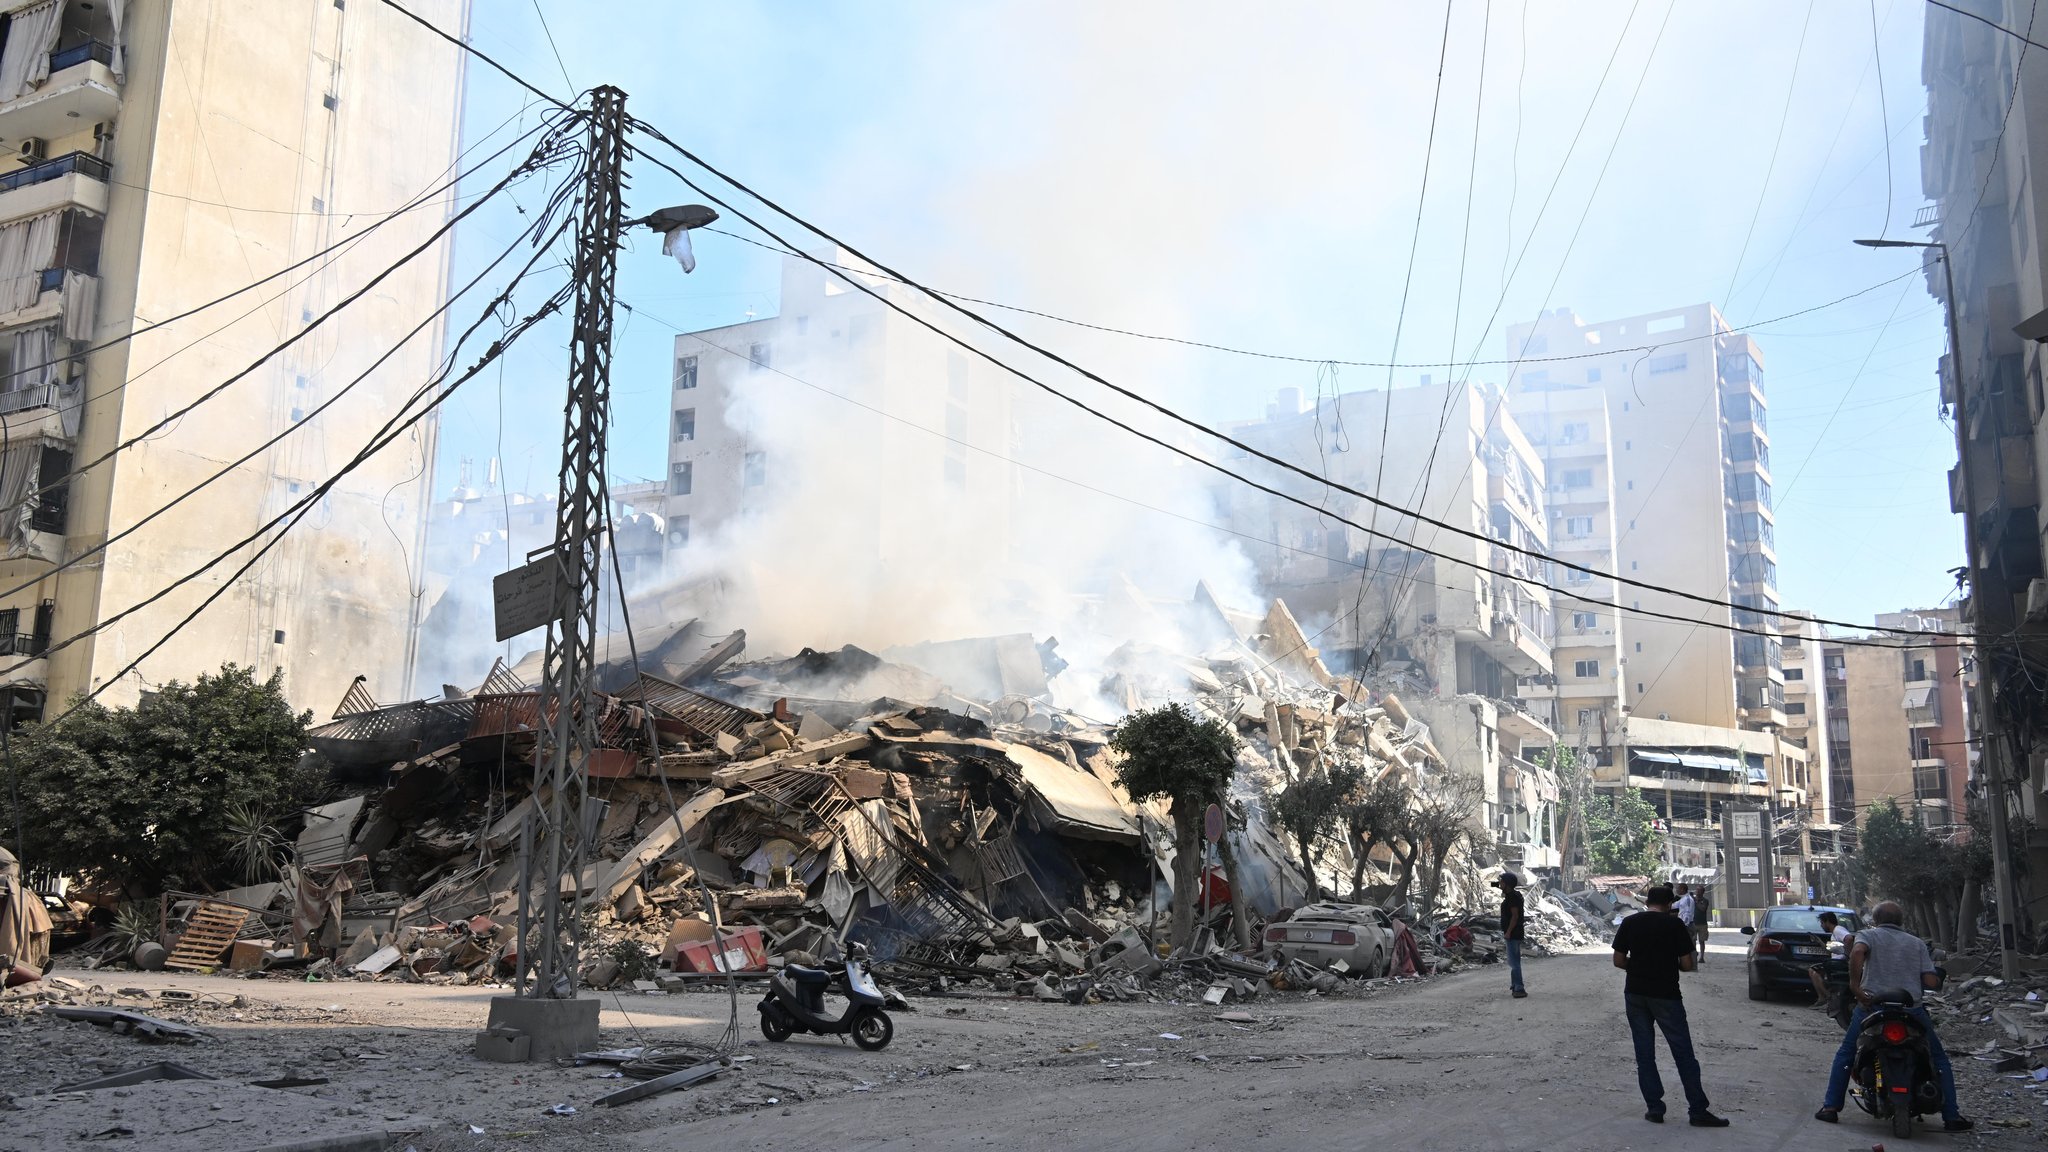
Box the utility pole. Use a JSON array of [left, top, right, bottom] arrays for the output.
[[1856, 238, 2020, 981]]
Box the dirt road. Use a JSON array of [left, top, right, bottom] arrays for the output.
[[7, 930, 2041, 1150]]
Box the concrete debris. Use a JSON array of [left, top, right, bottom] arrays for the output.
[[33, 589, 1584, 1015]]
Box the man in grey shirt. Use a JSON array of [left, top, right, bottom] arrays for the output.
[[1813, 901, 1971, 1130]]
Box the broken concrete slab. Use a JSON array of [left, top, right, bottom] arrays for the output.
[[599, 788, 727, 904], [55, 1061, 216, 1092], [46, 1005, 205, 1041]]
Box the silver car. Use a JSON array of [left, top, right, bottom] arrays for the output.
[[1261, 902, 1393, 977]]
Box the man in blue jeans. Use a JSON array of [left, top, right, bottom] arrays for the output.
[[1814, 901, 1973, 1131], [1494, 872, 1526, 998], [1612, 886, 1728, 1126]]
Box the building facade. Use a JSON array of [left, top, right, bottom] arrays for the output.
[[0, 0, 469, 720], [1917, 0, 2048, 925], [1821, 608, 1973, 829]]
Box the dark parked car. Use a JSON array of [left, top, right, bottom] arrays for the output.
[[1743, 905, 1860, 1001]]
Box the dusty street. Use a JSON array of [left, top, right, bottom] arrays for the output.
[[5, 930, 2041, 1151]]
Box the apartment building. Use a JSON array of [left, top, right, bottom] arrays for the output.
[[0, 0, 469, 721], [663, 246, 1015, 575], [1501, 306, 1806, 897], [1216, 377, 1562, 870], [1505, 375, 1626, 756], [1820, 608, 1973, 829], [1779, 612, 1840, 822], [1918, 0, 2048, 923]]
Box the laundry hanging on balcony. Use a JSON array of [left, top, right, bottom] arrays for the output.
[[57, 267, 92, 343], [0, 0, 64, 101], [0, 212, 61, 313], [104, 0, 125, 81]]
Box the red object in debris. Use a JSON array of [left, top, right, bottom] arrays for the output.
[[468, 915, 496, 936], [584, 749, 636, 779], [674, 925, 768, 975], [1198, 867, 1231, 907], [5, 960, 41, 987]]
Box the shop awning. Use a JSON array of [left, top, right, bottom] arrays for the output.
[[1631, 749, 1746, 779], [1902, 684, 1936, 710]]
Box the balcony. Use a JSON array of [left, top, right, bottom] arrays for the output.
[[0, 43, 119, 158], [0, 151, 109, 226], [1483, 612, 1552, 677], [1903, 682, 1941, 728], [1912, 759, 1949, 802]]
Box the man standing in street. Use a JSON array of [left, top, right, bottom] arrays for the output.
[[1613, 885, 1729, 1127], [1673, 883, 1695, 938], [1494, 872, 1527, 999], [1814, 901, 1972, 1130], [1690, 883, 1713, 965]]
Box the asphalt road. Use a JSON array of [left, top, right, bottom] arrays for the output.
[[13, 930, 2041, 1150]]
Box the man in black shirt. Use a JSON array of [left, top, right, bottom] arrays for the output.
[[1612, 886, 1729, 1127], [1493, 872, 1527, 998]]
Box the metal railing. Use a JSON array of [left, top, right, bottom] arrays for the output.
[[0, 150, 111, 195], [47, 40, 114, 73], [0, 383, 53, 415], [0, 629, 49, 657]]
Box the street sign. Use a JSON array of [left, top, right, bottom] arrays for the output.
[[1203, 803, 1224, 844], [492, 554, 566, 642]]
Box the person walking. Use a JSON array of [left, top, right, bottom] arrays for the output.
[[1612, 885, 1729, 1127], [1493, 872, 1527, 999], [1673, 883, 1695, 936]]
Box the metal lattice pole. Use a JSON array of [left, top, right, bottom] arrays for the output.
[[523, 86, 628, 1000]]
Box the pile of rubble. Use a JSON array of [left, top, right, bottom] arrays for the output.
[[28, 587, 1554, 1006]]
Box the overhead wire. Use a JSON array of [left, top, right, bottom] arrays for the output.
[[20, 181, 584, 713], [627, 120, 1944, 641]]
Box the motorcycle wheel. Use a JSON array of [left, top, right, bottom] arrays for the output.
[[760, 1009, 794, 1043], [1890, 1102, 1913, 1140], [851, 1007, 893, 1052]]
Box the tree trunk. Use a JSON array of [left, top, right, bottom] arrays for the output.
[[1422, 848, 1451, 922], [1168, 809, 1202, 951], [1350, 830, 1379, 902], [1956, 880, 1982, 952], [1216, 817, 1254, 950], [1291, 831, 1320, 903], [1390, 841, 1417, 910]]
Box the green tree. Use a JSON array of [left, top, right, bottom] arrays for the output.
[[1411, 773, 1482, 921], [1269, 760, 1366, 902], [1342, 771, 1410, 901], [1582, 787, 1664, 877], [1111, 702, 1242, 949], [14, 665, 315, 895], [1855, 798, 2002, 950]]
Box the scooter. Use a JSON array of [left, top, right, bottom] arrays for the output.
[[757, 942, 894, 1051], [1849, 991, 1942, 1139]]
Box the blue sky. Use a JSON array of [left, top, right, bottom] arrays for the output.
[[428, 0, 1958, 630]]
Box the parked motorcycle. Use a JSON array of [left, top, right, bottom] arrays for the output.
[[1849, 991, 1943, 1139], [757, 943, 894, 1051]]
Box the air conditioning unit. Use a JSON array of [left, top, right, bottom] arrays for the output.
[[1658, 712, 1671, 721], [2027, 578, 2048, 623], [17, 137, 46, 163]]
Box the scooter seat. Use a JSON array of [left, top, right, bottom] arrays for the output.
[[1868, 989, 1914, 1006], [786, 964, 832, 985]]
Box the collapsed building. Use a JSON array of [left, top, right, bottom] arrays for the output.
[[36, 583, 1599, 997]]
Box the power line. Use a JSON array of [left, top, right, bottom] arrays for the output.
[[379, 0, 571, 110], [32, 240, 579, 719], [530, 0, 575, 94], [1925, 0, 2048, 54], [625, 117, 1952, 642], [1869, 0, 1894, 241]]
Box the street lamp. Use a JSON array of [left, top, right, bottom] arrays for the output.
[[1853, 235, 2021, 981], [635, 204, 719, 273]]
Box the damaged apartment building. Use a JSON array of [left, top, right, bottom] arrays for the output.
[[1217, 375, 1564, 876], [1219, 304, 1822, 892], [0, 0, 469, 721]]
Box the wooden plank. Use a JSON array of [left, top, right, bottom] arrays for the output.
[[164, 903, 250, 971]]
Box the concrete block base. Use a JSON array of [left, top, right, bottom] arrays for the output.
[[484, 994, 599, 1062]]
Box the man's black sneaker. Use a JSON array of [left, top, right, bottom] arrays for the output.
[[1689, 1112, 1730, 1127], [1813, 1108, 1839, 1124], [1644, 1111, 1665, 1124], [1943, 1118, 1975, 1132], [1511, 989, 1528, 999]]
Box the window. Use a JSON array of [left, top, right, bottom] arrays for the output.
[[1647, 353, 1688, 374], [1561, 467, 1593, 487], [1728, 433, 1769, 468], [1574, 659, 1600, 678], [1907, 657, 1929, 682], [795, 315, 810, 336], [1578, 708, 1595, 727], [1586, 368, 1602, 383], [273, 628, 286, 644], [743, 451, 766, 487], [1783, 667, 1803, 681], [1523, 335, 1549, 355], [1564, 516, 1594, 536], [669, 461, 692, 496], [669, 515, 690, 547], [748, 342, 771, 371], [1571, 611, 1598, 630], [1634, 642, 1642, 652], [1558, 423, 1590, 445], [947, 351, 970, 400], [1785, 702, 1807, 716], [1731, 511, 1773, 547], [673, 408, 696, 442], [942, 456, 966, 487], [674, 355, 698, 390], [30, 446, 68, 533], [1726, 471, 1772, 508], [1566, 567, 1592, 585]]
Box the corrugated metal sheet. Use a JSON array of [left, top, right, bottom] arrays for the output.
[[617, 674, 764, 740]]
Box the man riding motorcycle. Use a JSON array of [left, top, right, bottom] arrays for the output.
[[1812, 901, 1973, 1131]]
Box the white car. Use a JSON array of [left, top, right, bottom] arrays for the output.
[[1261, 902, 1394, 976]]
